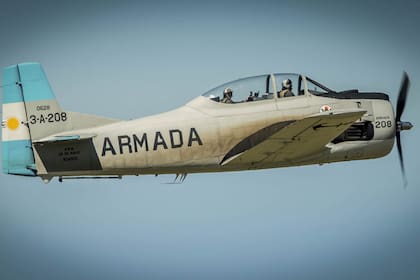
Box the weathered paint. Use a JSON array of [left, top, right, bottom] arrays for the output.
[[1, 63, 400, 181]]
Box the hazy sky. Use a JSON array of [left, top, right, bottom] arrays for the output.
[[1, 1, 419, 279]]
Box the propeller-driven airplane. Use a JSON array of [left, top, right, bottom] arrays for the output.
[[1, 63, 413, 184]]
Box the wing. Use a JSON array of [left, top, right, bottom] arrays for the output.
[[221, 109, 366, 166]]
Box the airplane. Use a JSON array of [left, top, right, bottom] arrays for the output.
[[1, 62, 413, 184]]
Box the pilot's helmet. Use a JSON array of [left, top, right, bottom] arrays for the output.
[[223, 87, 233, 97], [282, 79, 292, 90]]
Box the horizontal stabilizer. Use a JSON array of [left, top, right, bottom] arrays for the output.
[[34, 133, 97, 143]]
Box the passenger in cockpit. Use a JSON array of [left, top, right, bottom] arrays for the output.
[[221, 87, 234, 103], [279, 79, 294, 98]]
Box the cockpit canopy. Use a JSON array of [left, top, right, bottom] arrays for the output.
[[202, 73, 335, 103]]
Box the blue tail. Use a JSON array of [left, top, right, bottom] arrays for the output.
[[1, 63, 67, 176]]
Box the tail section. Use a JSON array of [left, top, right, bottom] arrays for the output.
[[1, 63, 71, 176]]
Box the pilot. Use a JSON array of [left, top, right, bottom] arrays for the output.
[[221, 87, 234, 103], [278, 79, 294, 98]]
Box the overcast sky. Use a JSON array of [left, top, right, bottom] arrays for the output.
[[1, 1, 420, 279]]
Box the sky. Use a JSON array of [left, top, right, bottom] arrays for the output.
[[1, 0, 420, 279]]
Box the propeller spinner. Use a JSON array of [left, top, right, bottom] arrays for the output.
[[395, 72, 413, 187]]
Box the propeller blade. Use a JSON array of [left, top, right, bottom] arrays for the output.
[[396, 72, 410, 122], [396, 129, 407, 187]]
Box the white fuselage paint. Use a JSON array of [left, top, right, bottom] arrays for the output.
[[34, 95, 396, 178]]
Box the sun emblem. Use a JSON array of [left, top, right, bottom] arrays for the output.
[[6, 117, 20, 130]]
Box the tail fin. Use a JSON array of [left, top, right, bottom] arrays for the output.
[[1, 62, 71, 176]]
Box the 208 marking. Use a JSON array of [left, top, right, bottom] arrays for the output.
[[375, 120, 392, 128]]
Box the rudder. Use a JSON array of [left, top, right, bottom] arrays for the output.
[[2, 64, 36, 175]]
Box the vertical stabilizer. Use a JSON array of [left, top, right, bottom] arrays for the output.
[[15, 63, 72, 140], [1, 62, 71, 176]]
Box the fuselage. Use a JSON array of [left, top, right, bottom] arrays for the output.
[[34, 93, 395, 178], [1, 64, 398, 181]]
